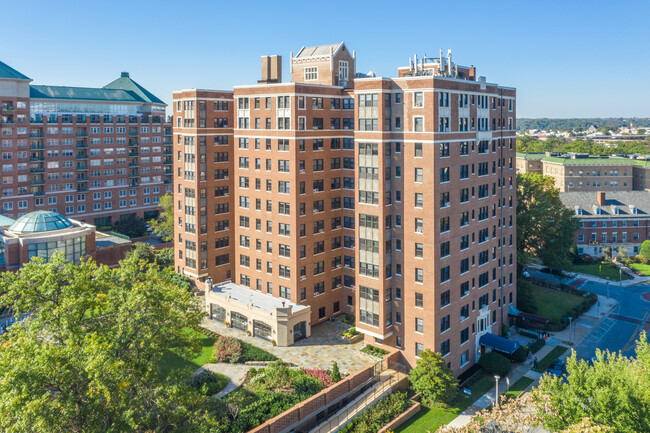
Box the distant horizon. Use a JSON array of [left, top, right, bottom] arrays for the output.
[[2, 0, 648, 118]]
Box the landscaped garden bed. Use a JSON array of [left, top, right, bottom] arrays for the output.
[[211, 361, 328, 433], [340, 390, 414, 433], [361, 344, 390, 358]]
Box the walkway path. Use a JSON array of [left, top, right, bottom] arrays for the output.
[[445, 290, 617, 430], [202, 318, 372, 374], [200, 363, 252, 398]]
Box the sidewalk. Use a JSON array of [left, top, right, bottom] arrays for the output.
[[445, 341, 561, 430], [444, 293, 617, 430], [567, 271, 650, 288]]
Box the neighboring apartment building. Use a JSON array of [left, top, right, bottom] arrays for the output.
[[561, 191, 650, 257], [174, 43, 517, 373], [0, 61, 172, 227], [516, 152, 650, 192]]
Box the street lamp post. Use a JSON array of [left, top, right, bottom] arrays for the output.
[[606, 277, 610, 298], [619, 267, 622, 288], [568, 316, 573, 344], [494, 375, 501, 406]]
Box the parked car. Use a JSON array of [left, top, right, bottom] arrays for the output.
[[547, 359, 566, 377]]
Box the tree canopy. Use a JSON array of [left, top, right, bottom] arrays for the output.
[[517, 136, 649, 155], [517, 117, 650, 132], [536, 333, 650, 433], [517, 172, 581, 270], [407, 349, 458, 406], [148, 193, 174, 242], [0, 253, 217, 433]]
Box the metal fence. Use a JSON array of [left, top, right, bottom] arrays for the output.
[[303, 361, 409, 433]]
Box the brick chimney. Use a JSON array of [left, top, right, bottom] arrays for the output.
[[597, 191, 606, 206], [259, 55, 282, 84]]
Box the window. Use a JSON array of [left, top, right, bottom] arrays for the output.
[[441, 315, 450, 333], [305, 67, 318, 80], [414, 92, 423, 107], [415, 268, 424, 283], [413, 117, 424, 132], [415, 318, 424, 333]]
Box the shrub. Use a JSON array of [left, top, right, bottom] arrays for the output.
[[519, 330, 540, 340], [509, 346, 529, 363], [214, 335, 242, 363], [640, 240, 650, 260], [330, 361, 341, 382], [528, 338, 546, 353], [240, 340, 278, 362], [478, 351, 511, 377], [187, 370, 228, 396], [636, 254, 649, 265], [301, 367, 334, 388], [361, 344, 389, 358]]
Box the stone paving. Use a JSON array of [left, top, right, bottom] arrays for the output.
[[202, 318, 374, 374]]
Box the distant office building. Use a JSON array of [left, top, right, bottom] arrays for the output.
[[0, 61, 172, 227], [561, 191, 650, 258], [173, 43, 517, 373], [516, 152, 650, 192]]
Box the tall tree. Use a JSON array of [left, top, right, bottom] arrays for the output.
[[517, 173, 581, 270], [0, 253, 218, 433], [408, 350, 458, 406], [149, 193, 174, 241], [535, 333, 650, 433]]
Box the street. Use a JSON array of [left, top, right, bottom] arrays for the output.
[[525, 268, 650, 359], [573, 280, 650, 359]]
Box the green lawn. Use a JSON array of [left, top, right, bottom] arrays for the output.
[[533, 345, 568, 373], [160, 328, 216, 378], [397, 373, 493, 433], [504, 376, 534, 399], [574, 262, 631, 281], [630, 263, 650, 276], [526, 284, 586, 323]]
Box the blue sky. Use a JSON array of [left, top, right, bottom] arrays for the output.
[[2, 0, 648, 118]]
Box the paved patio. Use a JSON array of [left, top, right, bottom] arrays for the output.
[[202, 318, 374, 374]]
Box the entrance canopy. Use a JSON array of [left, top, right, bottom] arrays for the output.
[[479, 333, 521, 355]]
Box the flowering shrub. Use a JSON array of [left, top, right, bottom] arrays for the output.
[[301, 367, 334, 388], [214, 335, 242, 363]]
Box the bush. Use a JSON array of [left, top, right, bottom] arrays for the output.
[[509, 346, 529, 363], [214, 336, 242, 363], [528, 338, 546, 353], [361, 344, 389, 358], [330, 361, 341, 382], [301, 367, 334, 388], [187, 370, 228, 396], [478, 351, 511, 377], [640, 240, 650, 260], [240, 340, 278, 362], [519, 330, 540, 340], [636, 254, 649, 265], [578, 254, 595, 264]]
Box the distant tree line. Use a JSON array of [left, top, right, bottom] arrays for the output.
[[517, 117, 650, 132], [517, 136, 650, 155]]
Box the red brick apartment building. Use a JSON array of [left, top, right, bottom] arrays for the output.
[[0, 61, 173, 227], [174, 43, 517, 373]]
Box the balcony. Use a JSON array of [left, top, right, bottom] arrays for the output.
[[76, 131, 88, 137], [30, 167, 44, 173], [76, 163, 88, 170], [29, 131, 43, 138], [30, 178, 45, 186], [164, 169, 172, 175], [76, 142, 88, 149], [30, 144, 44, 150], [128, 141, 138, 147], [128, 151, 139, 157], [129, 172, 139, 178], [76, 176, 88, 181], [129, 182, 139, 187], [163, 179, 172, 184], [76, 153, 88, 159], [30, 156, 44, 162], [77, 186, 88, 192], [163, 159, 172, 165], [163, 149, 172, 155], [33, 190, 46, 196]]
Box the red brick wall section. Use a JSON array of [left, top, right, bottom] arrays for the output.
[[94, 243, 132, 267]]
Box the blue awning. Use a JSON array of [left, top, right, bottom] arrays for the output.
[[479, 333, 521, 355]]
